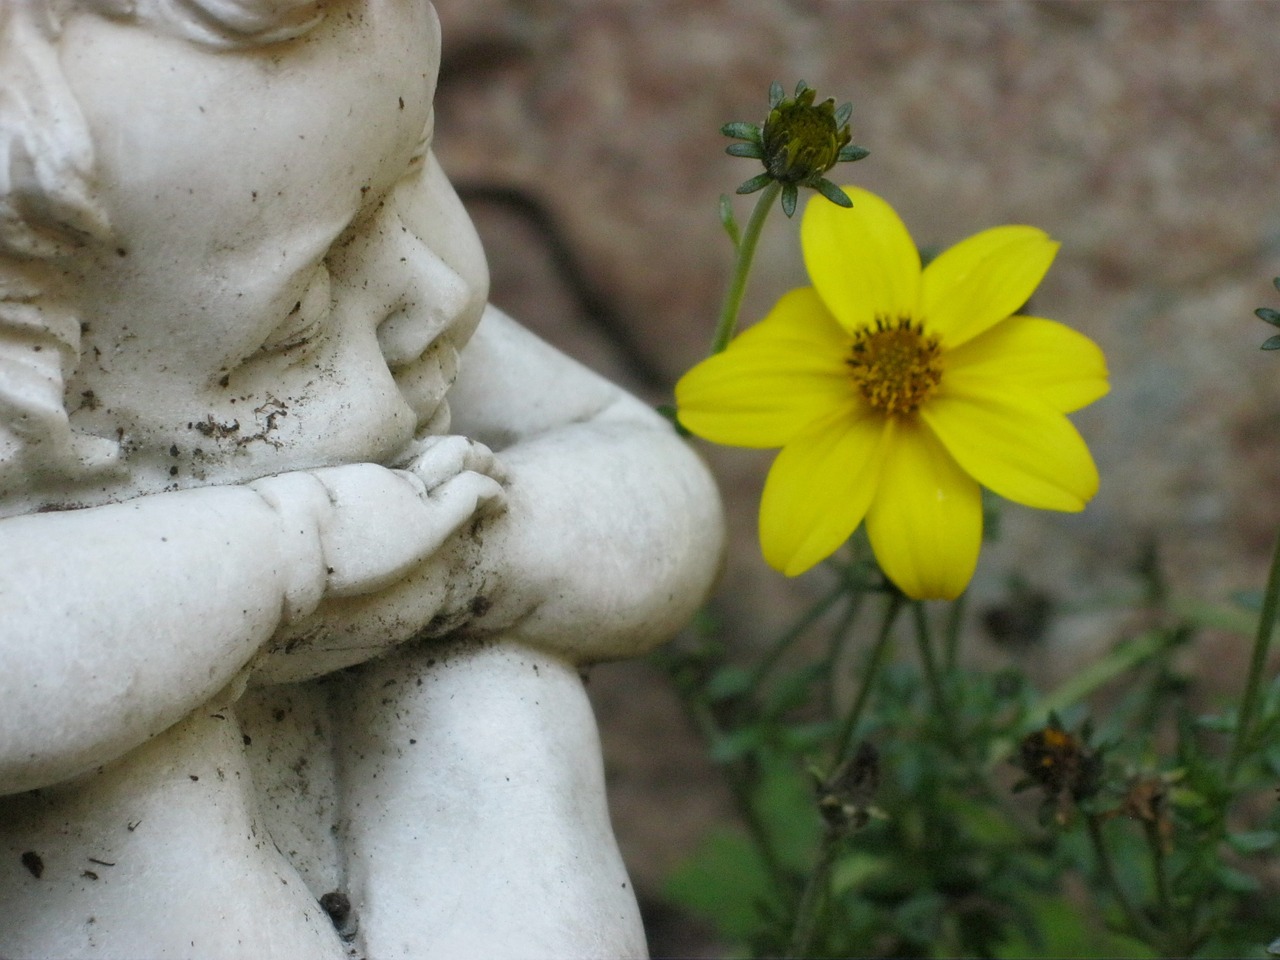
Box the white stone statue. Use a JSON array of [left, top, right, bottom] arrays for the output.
[[0, 2, 724, 957]]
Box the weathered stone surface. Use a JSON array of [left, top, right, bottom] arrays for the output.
[[436, 0, 1280, 939]]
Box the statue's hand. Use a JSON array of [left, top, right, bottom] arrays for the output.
[[316, 438, 506, 597]]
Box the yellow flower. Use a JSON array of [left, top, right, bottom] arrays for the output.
[[676, 187, 1108, 599]]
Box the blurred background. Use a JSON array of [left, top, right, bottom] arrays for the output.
[[432, 1, 1280, 953]]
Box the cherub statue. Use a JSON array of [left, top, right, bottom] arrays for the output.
[[0, 2, 724, 957]]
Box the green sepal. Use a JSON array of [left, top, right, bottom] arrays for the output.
[[735, 172, 773, 195], [780, 183, 799, 217], [1262, 334, 1280, 351], [1273, 276, 1280, 293], [839, 144, 870, 163], [655, 404, 692, 437], [834, 102, 853, 127], [815, 178, 853, 208], [1257, 307, 1280, 327], [720, 121, 762, 142], [725, 142, 764, 160], [768, 80, 785, 108]]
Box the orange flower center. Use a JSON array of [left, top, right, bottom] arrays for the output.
[[846, 317, 943, 416]]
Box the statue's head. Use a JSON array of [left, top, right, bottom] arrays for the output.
[[0, 0, 488, 514]]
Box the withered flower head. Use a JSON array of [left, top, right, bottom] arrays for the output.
[[816, 740, 881, 832], [1016, 720, 1103, 805]]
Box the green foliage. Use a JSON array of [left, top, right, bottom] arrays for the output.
[[657, 543, 1280, 957]]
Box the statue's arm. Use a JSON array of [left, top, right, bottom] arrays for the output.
[[0, 458, 501, 795], [447, 305, 724, 662]]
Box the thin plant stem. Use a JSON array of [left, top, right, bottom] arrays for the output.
[[786, 827, 839, 959], [1228, 529, 1280, 782], [710, 182, 782, 354], [834, 592, 904, 762], [1143, 817, 1172, 934], [912, 602, 957, 734], [943, 590, 968, 673], [1086, 813, 1159, 946], [825, 590, 868, 721], [750, 580, 848, 688]]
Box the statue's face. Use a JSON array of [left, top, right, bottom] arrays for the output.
[[52, 0, 488, 495]]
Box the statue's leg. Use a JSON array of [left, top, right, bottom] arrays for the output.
[[334, 638, 649, 960], [0, 704, 346, 960]]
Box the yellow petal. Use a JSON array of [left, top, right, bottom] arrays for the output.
[[922, 225, 1059, 347], [921, 386, 1099, 512], [760, 406, 890, 576], [864, 419, 982, 601], [675, 288, 855, 448], [801, 185, 920, 333], [944, 315, 1109, 413]]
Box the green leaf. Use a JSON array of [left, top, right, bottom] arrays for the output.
[[718, 194, 741, 248], [764, 661, 826, 715], [952, 795, 1023, 846], [1264, 742, 1280, 777], [891, 890, 946, 943], [1235, 589, 1265, 612], [1196, 712, 1237, 733], [1227, 830, 1279, 854], [663, 827, 775, 941], [709, 725, 765, 763], [1033, 629, 1175, 725], [753, 753, 822, 871], [993, 895, 1157, 959], [705, 665, 754, 702], [1214, 863, 1261, 892], [829, 852, 890, 895], [778, 720, 832, 752]]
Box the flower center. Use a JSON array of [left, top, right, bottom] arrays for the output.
[[846, 317, 943, 416], [762, 87, 851, 186]]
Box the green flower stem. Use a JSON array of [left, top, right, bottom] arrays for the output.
[[785, 827, 839, 959], [1086, 813, 1160, 947], [912, 602, 958, 736], [1035, 627, 1175, 725], [750, 580, 848, 688], [1142, 816, 1172, 934], [834, 592, 905, 762], [711, 181, 783, 354], [912, 601, 1019, 817], [825, 590, 868, 720], [1227, 529, 1280, 782], [943, 591, 968, 673], [979, 628, 1175, 772]]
